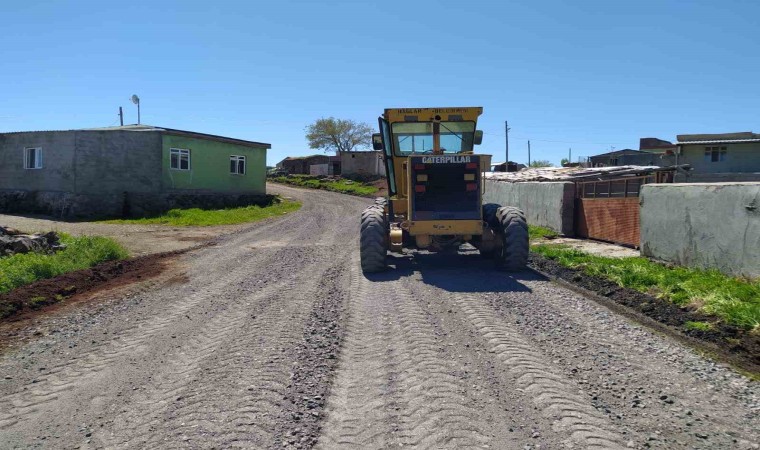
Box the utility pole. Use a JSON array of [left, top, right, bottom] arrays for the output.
[[118, 107, 124, 126], [568, 147, 572, 163], [528, 140, 531, 167], [505, 121, 510, 166]]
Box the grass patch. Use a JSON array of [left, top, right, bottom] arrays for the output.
[[102, 198, 301, 227], [684, 321, 714, 332], [529, 225, 559, 241], [272, 175, 378, 197], [532, 243, 760, 331], [0, 234, 128, 294]]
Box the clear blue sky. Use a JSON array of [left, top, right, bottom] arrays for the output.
[[2, 0, 758, 166]]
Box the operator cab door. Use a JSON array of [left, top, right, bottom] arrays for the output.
[[377, 118, 397, 196]]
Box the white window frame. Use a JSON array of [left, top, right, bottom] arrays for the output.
[[704, 146, 727, 162], [23, 147, 43, 169], [230, 155, 246, 175], [170, 148, 191, 170]]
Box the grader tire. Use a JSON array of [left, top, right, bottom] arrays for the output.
[[480, 203, 501, 259], [496, 206, 529, 271], [360, 206, 387, 273]]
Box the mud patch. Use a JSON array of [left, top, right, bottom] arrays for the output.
[[0, 250, 187, 326], [528, 254, 760, 374]]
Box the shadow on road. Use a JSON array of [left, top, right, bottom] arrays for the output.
[[363, 249, 543, 293]]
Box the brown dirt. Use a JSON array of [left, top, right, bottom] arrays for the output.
[[368, 178, 388, 196], [528, 253, 760, 374], [0, 248, 196, 350]]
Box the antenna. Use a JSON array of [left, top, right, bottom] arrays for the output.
[[131, 94, 141, 124]]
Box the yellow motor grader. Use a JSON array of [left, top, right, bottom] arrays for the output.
[[360, 107, 529, 272]]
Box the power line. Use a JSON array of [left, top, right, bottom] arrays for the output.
[[480, 130, 626, 146]]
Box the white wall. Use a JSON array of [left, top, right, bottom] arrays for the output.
[[483, 180, 575, 235], [640, 182, 760, 278]]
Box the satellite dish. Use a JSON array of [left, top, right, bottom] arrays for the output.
[[131, 94, 140, 105]]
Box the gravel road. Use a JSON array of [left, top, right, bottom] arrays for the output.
[[0, 184, 757, 449]]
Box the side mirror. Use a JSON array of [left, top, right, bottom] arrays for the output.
[[372, 133, 383, 151], [474, 130, 483, 146]]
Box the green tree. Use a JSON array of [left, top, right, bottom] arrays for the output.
[[560, 158, 570, 166], [529, 160, 553, 168], [305, 117, 373, 154]]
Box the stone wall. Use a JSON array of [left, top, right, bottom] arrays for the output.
[[483, 180, 575, 235], [640, 182, 760, 278]]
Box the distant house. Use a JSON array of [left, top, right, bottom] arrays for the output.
[[639, 137, 677, 154], [674, 132, 760, 181], [276, 155, 329, 174], [588, 149, 664, 167], [0, 124, 271, 218], [340, 151, 385, 177]]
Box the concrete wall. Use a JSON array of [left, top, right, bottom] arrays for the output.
[[162, 134, 266, 194], [640, 183, 760, 278], [483, 180, 575, 235], [0, 130, 161, 195], [674, 172, 760, 183], [310, 164, 329, 176], [678, 142, 760, 174], [0, 130, 162, 217], [340, 151, 385, 177]]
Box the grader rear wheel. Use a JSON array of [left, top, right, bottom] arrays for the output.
[[360, 206, 388, 273], [496, 206, 529, 271]]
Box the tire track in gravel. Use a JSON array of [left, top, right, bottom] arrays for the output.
[[0, 242, 308, 432], [103, 272, 301, 448], [447, 291, 625, 448], [110, 256, 354, 447], [317, 265, 510, 449], [0, 184, 368, 448]]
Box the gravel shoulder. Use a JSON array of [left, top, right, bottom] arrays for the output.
[[0, 184, 757, 449], [0, 196, 287, 257]]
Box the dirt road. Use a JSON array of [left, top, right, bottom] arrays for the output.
[[0, 184, 757, 449]]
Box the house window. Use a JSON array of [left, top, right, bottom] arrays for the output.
[[230, 155, 246, 175], [23, 147, 43, 169], [170, 148, 190, 170], [704, 146, 726, 162]]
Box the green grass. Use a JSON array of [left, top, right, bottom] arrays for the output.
[[684, 321, 714, 332], [102, 198, 301, 227], [272, 175, 378, 197], [532, 243, 760, 331], [528, 225, 559, 241], [0, 234, 129, 294]]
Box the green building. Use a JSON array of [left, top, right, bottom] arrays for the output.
[[0, 124, 271, 218]]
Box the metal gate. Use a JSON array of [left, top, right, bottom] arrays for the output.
[[574, 176, 654, 247]]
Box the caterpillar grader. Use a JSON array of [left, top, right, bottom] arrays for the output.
[[360, 107, 529, 272]]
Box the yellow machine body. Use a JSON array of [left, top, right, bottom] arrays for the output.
[[373, 107, 493, 249]]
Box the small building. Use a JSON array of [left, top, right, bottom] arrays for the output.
[[340, 151, 385, 177], [491, 161, 525, 172], [588, 149, 665, 167], [276, 155, 329, 175], [674, 132, 760, 181], [0, 124, 271, 219], [639, 137, 677, 153]]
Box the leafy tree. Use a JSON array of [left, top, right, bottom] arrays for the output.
[[529, 160, 553, 168], [560, 158, 570, 166], [305, 117, 373, 154]]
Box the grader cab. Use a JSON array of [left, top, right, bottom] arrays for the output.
[[360, 107, 529, 273]]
